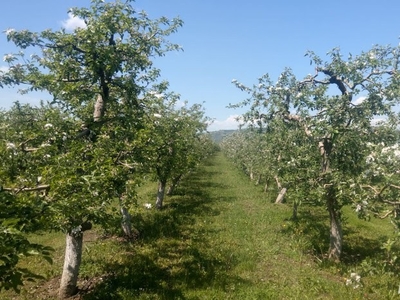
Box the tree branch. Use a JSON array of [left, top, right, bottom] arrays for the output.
[[316, 67, 350, 99], [375, 210, 393, 219], [361, 184, 379, 195], [2, 185, 50, 194]]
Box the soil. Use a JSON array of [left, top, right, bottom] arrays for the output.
[[19, 230, 107, 299], [27, 274, 106, 299]]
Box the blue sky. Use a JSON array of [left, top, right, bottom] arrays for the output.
[[1, 0, 400, 130]]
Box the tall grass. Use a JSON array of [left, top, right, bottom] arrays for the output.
[[2, 152, 399, 299]]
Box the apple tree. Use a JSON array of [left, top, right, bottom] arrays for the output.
[[232, 44, 400, 261], [1, 0, 183, 297], [141, 86, 210, 209], [0, 102, 57, 292]]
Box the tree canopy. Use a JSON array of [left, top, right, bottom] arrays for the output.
[[0, 0, 208, 297], [229, 44, 400, 261]]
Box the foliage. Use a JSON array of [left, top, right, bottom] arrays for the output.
[[0, 193, 53, 293], [229, 44, 400, 260], [2, 153, 400, 299], [121, 82, 216, 208], [145, 91, 210, 179], [1, 0, 184, 228], [0, 103, 65, 292], [0, 0, 186, 294]]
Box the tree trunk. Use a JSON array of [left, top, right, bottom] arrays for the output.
[[275, 187, 287, 204], [156, 180, 167, 209], [327, 190, 343, 262], [120, 205, 139, 240], [292, 199, 299, 220], [319, 137, 342, 261], [58, 223, 91, 299], [58, 232, 83, 299], [167, 174, 182, 196], [93, 93, 105, 122], [274, 176, 282, 190], [120, 205, 133, 238], [256, 174, 261, 185]]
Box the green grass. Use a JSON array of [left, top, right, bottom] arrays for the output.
[[2, 152, 400, 299]]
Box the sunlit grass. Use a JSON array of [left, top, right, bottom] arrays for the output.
[[2, 151, 400, 299]]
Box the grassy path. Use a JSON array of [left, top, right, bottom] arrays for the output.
[[4, 152, 385, 299], [122, 152, 363, 299]]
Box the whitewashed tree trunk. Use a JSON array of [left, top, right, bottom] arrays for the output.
[[58, 222, 91, 299], [167, 174, 182, 196], [275, 187, 287, 203], [274, 176, 282, 190], [58, 231, 83, 299], [120, 205, 139, 240], [156, 180, 167, 209], [256, 174, 261, 185], [93, 93, 105, 122], [264, 179, 268, 193], [120, 205, 133, 238]]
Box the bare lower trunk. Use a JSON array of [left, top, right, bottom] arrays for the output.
[[58, 232, 83, 299], [119, 196, 139, 239], [275, 187, 287, 204], [120, 205, 133, 237], [156, 180, 167, 209], [93, 93, 105, 122], [274, 176, 282, 190], [292, 199, 299, 220], [256, 174, 261, 185], [120, 205, 139, 240], [319, 138, 342, 261], [327, 191, 343, 261], [58, 223, 91, 299], [167, 174, 182, 196], [264, 180, 268, 193]]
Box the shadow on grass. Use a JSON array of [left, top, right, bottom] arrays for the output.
[[286, 206, 389, 265], [341, 233, 387, 265], [81, 162, 249, 299], [82, 242, 245, 300]]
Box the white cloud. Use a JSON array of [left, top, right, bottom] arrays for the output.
[[208, 115, 242, 131], [353, 96, 366, 105], [61, 13, 86, 31], [0, 65, 9, 72], [371, 117, 386, 126], [174, 100, 186, 108]]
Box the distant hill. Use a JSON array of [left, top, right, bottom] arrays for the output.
[[208, 129, 237, 143]]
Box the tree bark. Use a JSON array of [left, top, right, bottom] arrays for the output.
[[167, 174, 182, 196], [93, 93, 105, 122], [327, 190, 343, 262], [274, 176, 282, 190], [319, 137, 343, 261], [58, 232, 83, 299], [58, 222, 91, 299], [156, 180, 167, 209], [256, 174, 261, 185], [292, 199, 299, 220], [120, 205, 133, 238], [119, 202, 140, 240], [275, 187, 287, 204]]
